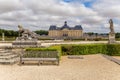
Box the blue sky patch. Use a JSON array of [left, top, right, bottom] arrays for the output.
[[63, 0, 74, 3], [63, 0, 96, 8], [84, 1, 93, 7]]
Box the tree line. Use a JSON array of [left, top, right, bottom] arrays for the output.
[[0, 29, 48, 37], [34, 30, 48, 35], [85, 32, 120, 38], [0, 29, 18, 37]]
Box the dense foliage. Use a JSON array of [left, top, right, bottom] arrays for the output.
[[25, 45, 61, 58], [61, 44, 120, 56], [116, 33, 120, 38], [34, 30, 48, 35], [25, 44, 120, 56], [23, 51, 58, 58], [0, 29, 18, 37]]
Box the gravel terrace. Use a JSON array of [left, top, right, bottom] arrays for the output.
[[0, 54, 120, 80]]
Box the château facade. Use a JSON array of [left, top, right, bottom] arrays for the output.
[[48, 21, 83, 39]]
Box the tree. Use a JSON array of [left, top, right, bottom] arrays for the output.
[[116, 33, 120, 38], [87, 32, 94, 36], [0, 28, 18, 37], [34, 30, 48, 35]]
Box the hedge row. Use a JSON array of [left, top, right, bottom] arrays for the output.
[[61, 44, 120, 56], [25, 44, 120, 56], [25, 45, 61, 58], [23, 51, 58, 58]]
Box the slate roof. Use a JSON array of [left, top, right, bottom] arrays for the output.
[[49, 21, 83, 30], [74, 25, 83, 30], [49, 25, 57, 30]]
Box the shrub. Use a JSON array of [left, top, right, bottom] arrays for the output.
[[94, 38, 102, 41], [106, 44, 120, 56], [61, 44, 120, 56], [25, 44, 120, 56], [23, 51, 58, 58], [25, 45, 62, 58]]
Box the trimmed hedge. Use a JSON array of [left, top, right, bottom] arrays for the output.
[[61, 44, 120, 56], [23, 51, 58, 58], [25, 44, 120, 56], [25, 45, 61, 58]]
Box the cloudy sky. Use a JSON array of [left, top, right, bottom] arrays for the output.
[[0, 0, 120, 33]]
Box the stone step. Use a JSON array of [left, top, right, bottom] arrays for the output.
[[0, 49, 20, 64], [0, 52, 14, 56], [0, 49, 3, 51], [0, 57, 20, 64], [0, 55, 19, 60], [0, 50, 10, 53]]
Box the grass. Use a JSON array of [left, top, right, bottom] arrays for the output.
[[0, 37, 16, 41]]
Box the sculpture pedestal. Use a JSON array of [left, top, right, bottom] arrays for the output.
[[108, 33, 116, 44]]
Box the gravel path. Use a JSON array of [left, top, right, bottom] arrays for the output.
[[0, 54, 120, 80], [113, 56, 120, 60]]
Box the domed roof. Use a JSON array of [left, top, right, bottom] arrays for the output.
[[60, 21, 71, 30]]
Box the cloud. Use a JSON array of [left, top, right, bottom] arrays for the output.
[[0, 0, 119, 33], [93, 0, 120, 18], [81, 16, 104, 24], [0, 0, 25, 13], [22, 0, 96, 17]]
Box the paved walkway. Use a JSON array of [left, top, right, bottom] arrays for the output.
[[1, 41, 120, 47], [0, 54, 120, 80], [102, 54, 120, 65], [0, 41, 108, 47]]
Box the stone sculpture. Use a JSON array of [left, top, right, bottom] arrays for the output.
[[109, 19, 114, 33], [108, 19, 116, 44], [12, 25, 41, 47], [17, 25, 39, 41]]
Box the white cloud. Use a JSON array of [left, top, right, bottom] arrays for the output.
[[0, 0, 119, 33], [81, 15, 104, 24], [93, 0, 120, 18], [23, 0, 96, 17], [0, 0, 25, 13]]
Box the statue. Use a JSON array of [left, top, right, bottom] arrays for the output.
[[12, 25, 41, 48], [108, 19, 116, 44], [109, 19, 114, 33], [17, 25, 39, 40]]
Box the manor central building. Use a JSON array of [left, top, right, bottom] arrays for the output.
[[48, 21, 83, 39]]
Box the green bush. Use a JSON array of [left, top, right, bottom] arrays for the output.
[[25, 46, 61, 58], [61, 44, 120, 56], [25, 44, 120, 56], [23, 51, 59, 58], [106, 44, 120, 56]]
